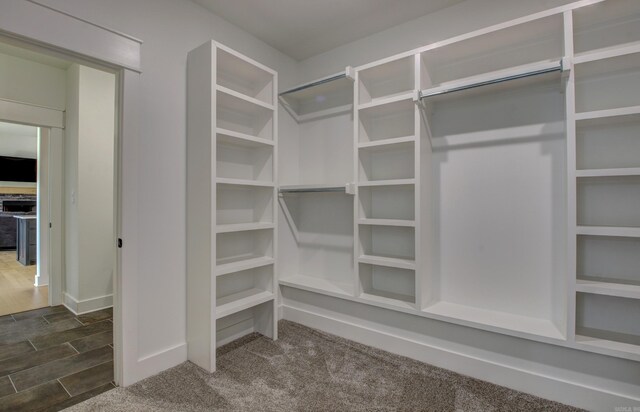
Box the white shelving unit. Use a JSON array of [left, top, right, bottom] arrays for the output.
[[187, 41, 277, 372], [570, 0, 640, 359]]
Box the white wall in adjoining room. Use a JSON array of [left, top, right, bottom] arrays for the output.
[[64, 63, 116, 314], [31, 0, 299, 366], [0, 122, 38, 159]]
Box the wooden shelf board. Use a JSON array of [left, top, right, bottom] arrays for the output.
[[216, 128, 274, 147], [216, 256, 274, 276], [575, 105, 640, 122], [279, 275, 353, 297], [359, 292, 415, 310], [215, 288, 274, 319], [358, 255, 416, 270], [216, 177, 274, 188], [358, 179, 415, 187], [424, 301, 564, 340], [358, 135, 415, 150], [574, 40, 640, 65], [576, 226, 640, 238], [278, 183, 349, 193], [576, 280, 640, 300], [216, 85, 275, 111], [358, 218, 415, 228], [216, 222, 274, 233], [576, 168, 640, 178], [357, 92, 415, 112]]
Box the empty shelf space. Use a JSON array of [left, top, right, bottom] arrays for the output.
[[576, 280, 640, 300], [279, 275, 353, 297], [359, 263, 415, 308], [217, 89, 274, 140], [216, 256, 274, 276], [216, 222, 274, 233], [576, 226, 640, 238], [573, 0, 640, 56], [419, 14, 563, 89], [358, 56, 415, 105], [577, 234, 640, 288], [216, 178, 274, 187], [577, 176, 640, 228], [217, 85, 275, 111], [358, 97, 415, 143], [424, 301, 564, 340], [359, 184, 414, 221], [216, 46, 274, 105], [216, 289, 274, 319], [358, 255, 415, 270], [359, 218, 415, 227], [359, 145, 414, 182], [217, 128, 274, 147], [574, 52, 640, 114]]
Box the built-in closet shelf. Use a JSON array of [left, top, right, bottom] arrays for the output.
[[359, 293, 415, 310], [358, 136, 415, 150], [573, 40, 640, 65], [358, 179, 415, 187], [418, 59, 563, 101], [216, 85, 275, 111], [216, 256, 274, 277], [215, 289, 274, 319], [216, 128, 274, 147], [216, 178, 275, 187], [574, 335, 640, 360], [575, 105, 640, 122], [358, 218, 415, 227], [424, 301, 565, 341], [216, 222, 274, 234], [576, 168, 640, 178], [575, 280, 640, 300], [279, 275, 353, 298], [358, 255, 415, 270], [357, 92, 415, 111], [576, 226, 640, 238], [278, 184, 354, 194]]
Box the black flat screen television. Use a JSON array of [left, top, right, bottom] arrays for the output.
[[0, 156, 37, 182]]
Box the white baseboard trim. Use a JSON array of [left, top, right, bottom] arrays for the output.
[[283, 305, 639, 412], [135, 343, 187, 383], [63, 293, 113, 315]]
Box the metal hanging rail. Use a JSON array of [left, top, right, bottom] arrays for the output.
[[418, 60, 565, 100], [279, 66, 355, 96], [279, 183, 356, 195]]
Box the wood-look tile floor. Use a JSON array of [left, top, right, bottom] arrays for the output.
[[0, 251, 48, 317], [0, 306, 114, 411]]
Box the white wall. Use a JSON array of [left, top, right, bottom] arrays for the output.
[[33, 0, 299, 362], [0, 125, 37, 158], [0, 51, 66, 110], [64, 63, 116, 314]]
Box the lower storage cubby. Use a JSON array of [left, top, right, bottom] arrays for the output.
[[578, 235, 640, 286], [359, 225, 414, 261], [217, 229, 273, 266], [359, 263, 415, 308], [217, 184, 273, 225], [216, 266, 274, 319], [577, 176, 640, 228], [358, 185, 414, 221], [216, 300, 275, 347], [576, 293, 640, 348]]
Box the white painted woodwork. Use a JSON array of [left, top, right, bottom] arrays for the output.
[[187, 41, 277, 373]]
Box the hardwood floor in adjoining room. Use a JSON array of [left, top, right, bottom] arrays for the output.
[[0, 306, 114, 411], [0, 251, 47, 317]]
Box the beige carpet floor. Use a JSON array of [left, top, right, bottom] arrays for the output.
[[67, 321, 582, 411]]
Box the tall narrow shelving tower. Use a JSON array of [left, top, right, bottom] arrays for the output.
[[187, 41, 278, 372]]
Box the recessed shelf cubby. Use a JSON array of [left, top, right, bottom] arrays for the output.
[[358, 98, 415, 143], [359, 225, 415, 262], [577, 176, 640, 228], [359, 263, 415, 308], [216, 184, 273, 226], [577, 235, 640, 287], [576, 113, 640, 171], [216, 47, 273, 105], [358, 56, 414, 105], [216, 229, 273, 267], [576, 293, 640, 350], [358, 184, 414, 221], [216, 137, 273, 182], [574, 52, 640, 114], [358, 142, 414, 182], [573, 0, 640, 57], [217, 88, 274, 139]]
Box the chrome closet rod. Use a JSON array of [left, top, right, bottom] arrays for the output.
[[419, 61, 563, 100], [279, 72, 347, 96]]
